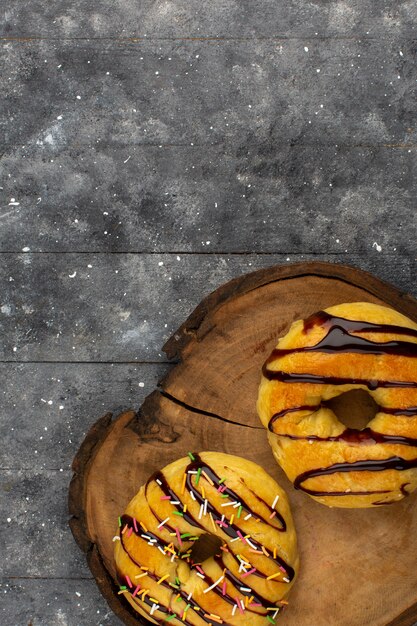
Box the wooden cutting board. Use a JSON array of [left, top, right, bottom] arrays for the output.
[[69, 262, 417, 626]]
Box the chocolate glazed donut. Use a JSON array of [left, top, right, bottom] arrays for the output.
[[114, 452, 299, 625], [257, 302, 417, 508]]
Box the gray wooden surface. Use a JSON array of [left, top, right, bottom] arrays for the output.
[[1, 1, 416, 625]]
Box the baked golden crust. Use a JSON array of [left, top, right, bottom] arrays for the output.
[[257, 302, 417, 508], [114, 452, 299, 625]]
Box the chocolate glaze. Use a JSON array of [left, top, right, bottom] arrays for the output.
[[186, 454, 294, 580], [147, 471, 205, 531], [263, 369, 417, 389], [294, 456, 417, 497], [302, 310, 417, 338], [213, 554, 282, 611], [263, 311, 417, 388], [119, 518, 232, 625], [263, 311, 417, 501], [270, 424, 417, 448], [268, 404, 417, 431]]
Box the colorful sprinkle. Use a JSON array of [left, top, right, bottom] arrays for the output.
[[202, 470, 214, 485], [158, 517, 170, 528], [118, 516, 122, 527], [203, 575, 224, 593], [188, 452, 196, 461], [132, 584, 141, 597], [195, 467, 202, 485], [205, 614, 223, 623], [157, 574, 169, 585], [241, 568, 256, 578]]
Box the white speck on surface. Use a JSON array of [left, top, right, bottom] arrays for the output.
[[123, 156, 131, 163], [57, 115, 63, 120], [7, 517, 11, 523], [372, 242, 382, 252], [22, 246, 30, 252], [158, 261, 164, 266], [399, 51, 403, 56], [48, 400, 53, 405], [139, 382, 145, 388], [176, 255, 181, 261], [68, 271, 77, 278], [316, 68, 321, 73], [87, 264, 92, 269], [9, 198, 20, 206], [59, 405, 64, 410], [76, 95, 81, 99], [304, 46, 309, 52], [12, 346, 17, 352]]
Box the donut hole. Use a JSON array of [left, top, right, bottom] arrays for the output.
[[189, 533, 223, 563], [326, 389, 378, 430]]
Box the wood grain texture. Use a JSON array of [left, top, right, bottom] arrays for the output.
[[2, 39, 416, 149], [0, 254, 414, 362], [70, 263, 417, 626], [2, 0, 417, 38], [1, 145, 416, 254], [0, 363, 170, 471]]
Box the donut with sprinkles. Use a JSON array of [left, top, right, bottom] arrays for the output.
[[114, 452, 299, 625]]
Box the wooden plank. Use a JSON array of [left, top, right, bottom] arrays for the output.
[[1, 40, 416, 148], [1, 469, 88, 577], [0, 577, 123, 626], [0, 254, 414, 361], [0, 363, 169, 470], [0, 145, 416, 253], [2, 1, 416, 38]]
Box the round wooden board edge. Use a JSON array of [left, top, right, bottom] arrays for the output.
[[162, 261, 417, 360], [68, 261, 417, 626], [68, 409, 156, 626]]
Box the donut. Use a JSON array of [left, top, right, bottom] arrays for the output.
[[114, 452, 299, 625], [257, 302, 417, 508]]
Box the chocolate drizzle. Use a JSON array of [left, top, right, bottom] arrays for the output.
[[185, 454, 294, 580], [270, 426, 417, 447], [268, 404, 417, 432], [263, 310, 417, 389], [263, 310, 417, 501], [294, 457, 417, 497]]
